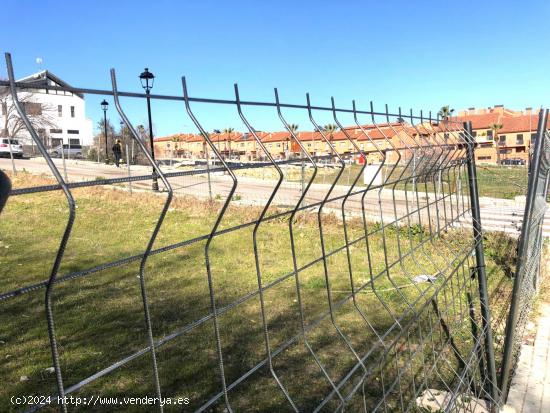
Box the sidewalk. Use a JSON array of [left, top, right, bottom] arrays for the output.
[[506, 303, 550, 412]]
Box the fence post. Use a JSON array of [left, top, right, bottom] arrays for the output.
[[126, 144, 132, 194], [8, 138, 16, 175], [301, 158, 305, 198], [499, 109, 549, 403], [60, 143, 68, 181], [464, 121, 500, 409]]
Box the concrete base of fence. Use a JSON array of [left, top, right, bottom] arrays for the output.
[[416, 389, 517, 412]]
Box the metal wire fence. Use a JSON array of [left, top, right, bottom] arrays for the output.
[[0, 52, 534, 412], [499, 109, 550, 403]]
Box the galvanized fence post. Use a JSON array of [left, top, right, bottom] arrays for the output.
[[126, 143, 132, 194], [464, 120, 500, 408], [7, 137, 16, 174], [60, 142, 68, 181], [499, 109, 549, 403]]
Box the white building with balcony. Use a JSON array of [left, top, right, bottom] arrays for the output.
[[1, 70, 93, 147]]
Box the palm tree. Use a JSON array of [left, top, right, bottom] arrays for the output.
[[438, 106, 455, 121], [490, 123, 504, 165], [323, 124, 338, 149], [286, 124, 298, 158], [223, 127, 234, 159], [136, 124, 146, 141], [171, 136, 181, 159]]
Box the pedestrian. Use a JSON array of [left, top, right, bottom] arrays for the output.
[[112, 139, 122, 167]]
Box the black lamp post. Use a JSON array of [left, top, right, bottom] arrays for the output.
[[101, 99, 109, 163], [139, 67, 159, 191]]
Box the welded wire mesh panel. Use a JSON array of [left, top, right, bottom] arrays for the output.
[[499, 110, 550, 401], [0, 53, 501, 412]]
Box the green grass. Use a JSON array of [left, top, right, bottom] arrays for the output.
[[0, 172, 516, 412], [238, 162, 529, 200], [475, 165, 528, 199]]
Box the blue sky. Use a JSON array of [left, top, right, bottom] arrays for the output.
[[2, 0, 550, 137]]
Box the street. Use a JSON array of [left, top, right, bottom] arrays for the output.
[[2, 156, 548, 237]]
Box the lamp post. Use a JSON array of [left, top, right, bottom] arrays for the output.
[[101, 100, 109, 163], [139, 68, 159, 191]]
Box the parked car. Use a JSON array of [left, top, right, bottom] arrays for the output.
[[48, 144, 83, 158], [501, 158, 526, 166], [0, 138, 23, 158]]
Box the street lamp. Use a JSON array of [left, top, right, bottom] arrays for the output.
[[139, 67, 159, 191], [101, 99, 109, 163]]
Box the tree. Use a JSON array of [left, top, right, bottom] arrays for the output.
[[287, 124, 298, 158], [171, 136, 181, 159], [0, 86, 57, 151], [223, 127, 234, 158], [490, 123, 504, 165], [136, 124, 147, 142], [323, 124, 338, 149], [93, 119, 116, 162], [438, 105, 455, 121]]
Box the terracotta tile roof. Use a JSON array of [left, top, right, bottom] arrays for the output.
[[360, 127, 398, 141], [498, 114, 540, 134], [452, 112, 506, 130]]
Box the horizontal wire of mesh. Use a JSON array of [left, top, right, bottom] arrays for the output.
[[0, 63, 501, 412]]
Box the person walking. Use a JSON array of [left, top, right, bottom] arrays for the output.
[[112, 139, 122, 167]]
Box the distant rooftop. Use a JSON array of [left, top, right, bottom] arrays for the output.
[[16, 70, 83, 98]]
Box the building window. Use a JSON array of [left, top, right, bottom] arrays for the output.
[[70, 106, 75, 118], [50, 128, 62, 134], [472, 131, 477, 137], [166, 143, 171, 148], [67, 130, 79, 134], [478, 156, 491, 160], [443, 133, 449, 141], [23, 102, 42, 115], [531, 133, 537, 145], [69, 138, 80, 145], [499, 136, 506, 144], [58, 105, 62, 117], [487, 130, 493, 138], [516, 134, 524, 145]]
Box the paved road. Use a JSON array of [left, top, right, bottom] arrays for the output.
[[2, 157, 550, 237]]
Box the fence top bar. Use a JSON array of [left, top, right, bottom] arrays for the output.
[[0, 79, 460, 124]]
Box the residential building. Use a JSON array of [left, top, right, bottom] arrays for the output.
[[0, 70, 93, 148], [451, 106, 540, 164], [153, 107, 544, 165]]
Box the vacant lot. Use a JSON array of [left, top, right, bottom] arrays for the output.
[[0, 172, 515, 412], [232, 162, 528, 200]]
